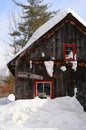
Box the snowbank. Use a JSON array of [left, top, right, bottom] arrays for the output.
[[0, 96, 86, 130], [7, 94, 15, 101]]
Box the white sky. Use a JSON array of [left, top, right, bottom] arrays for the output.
[[0, 0, 86, 74]]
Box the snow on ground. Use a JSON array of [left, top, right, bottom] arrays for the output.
[[0, 95, 86, 130]]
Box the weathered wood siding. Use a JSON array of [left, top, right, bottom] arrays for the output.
[[14, 20, 86, 104], [28, 22, 86, 61]]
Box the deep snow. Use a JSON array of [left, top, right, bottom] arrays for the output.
[[0, 95, 86, 130]]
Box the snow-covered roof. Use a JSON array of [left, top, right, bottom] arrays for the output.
[[8, 8, 86, 65]]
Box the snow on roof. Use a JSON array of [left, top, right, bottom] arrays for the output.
[[8, 8, 86, 64], [25, 8, 86, 47]]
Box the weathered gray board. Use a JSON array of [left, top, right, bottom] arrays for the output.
[[17, 72, 43, 79]]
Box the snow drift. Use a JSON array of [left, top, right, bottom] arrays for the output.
[[0, 95, 86, 130]]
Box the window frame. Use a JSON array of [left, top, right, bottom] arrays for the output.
[[64, 43, 76, 61], [34, 80, 54, 99]]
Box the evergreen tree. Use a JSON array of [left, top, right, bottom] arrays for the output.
[[10, 0, 56, 53]]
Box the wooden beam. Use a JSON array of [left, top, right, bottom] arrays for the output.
[[17, 72, 43, 79], [29, 74, 43, 79], [78, 62, 86, 67]]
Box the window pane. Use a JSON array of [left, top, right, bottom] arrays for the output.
[[36, 82, 51, 98], [37, 83, 43, 93], [64, 44, 76, 61], [66, 46, 73, 56], [44, 83, 50, 96]]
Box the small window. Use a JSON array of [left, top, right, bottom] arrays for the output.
[[64, 44, 76, 61], [34, 80, 53, 99]]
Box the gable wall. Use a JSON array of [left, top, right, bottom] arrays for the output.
[[27, 22, 86, 61], [14, 21, 86, 100]]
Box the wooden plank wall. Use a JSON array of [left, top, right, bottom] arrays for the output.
[[14, 21, 86, 99]]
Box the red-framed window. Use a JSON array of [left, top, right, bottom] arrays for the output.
[[34, 80, 54, 99], [64, 44, 76, 61]]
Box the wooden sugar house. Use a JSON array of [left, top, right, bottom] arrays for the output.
[[7, 9, 86, 110]]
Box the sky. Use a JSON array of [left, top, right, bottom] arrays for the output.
[[0, 0, 86, 75]]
